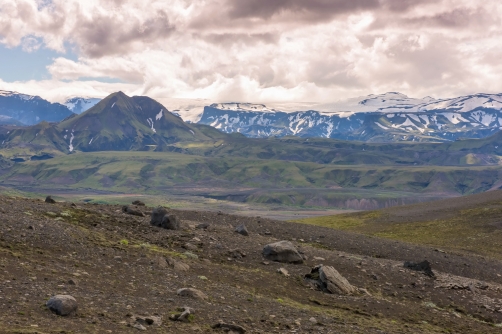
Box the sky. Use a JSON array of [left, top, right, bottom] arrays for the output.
[[0, 0, 501, 103]]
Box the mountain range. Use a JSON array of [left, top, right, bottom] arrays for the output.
[[2, 90, 502, 143], [0, 90, 74, 126], [198, 92, 502, 142], [1, 91, 502, 207]]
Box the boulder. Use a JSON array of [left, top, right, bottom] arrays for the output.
[[45, 196, 56, 204], [46, 295, 78, 316], [235, 224, 249, 236], [262, 241, 303, 264], [177, 288, 208, 300], [161, 214, 180, 230], [122, 205, 144, 217], [150, 207, 168, 226], [132, 200, 146, 206], [305, 265, 356, 295], [404, 260, 435, 278]]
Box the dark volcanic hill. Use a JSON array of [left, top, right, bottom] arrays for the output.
[[0, 92, 228, 154]]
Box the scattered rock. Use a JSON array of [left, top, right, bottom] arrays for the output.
[[404, 260, 435, 278], [305, 265, 356, 295], [67, 279, 77, 285], [212, 322, 247, 333], [122, 205, 144, 217], [153, 257, 168, 269], [150, 207, 168, 226], [227, 249, 246, 259], [133, 314, 162, 326], [132, 200, 146, 206], [161, 214, 180, 230], [183, 242, 198, 251], [46, 295, 78, 316], [235, 224, 249, 236], [169, 307, 195, 322], [277, 268, 290, 277], [177, 288, 208, 300], [45, 196, 56, 204], [196, 223, 210, 230], [262, 241, 303, 264], [309, 317, 318, 324], [166, 257, 190, 272], [132, 323, 146, 331]]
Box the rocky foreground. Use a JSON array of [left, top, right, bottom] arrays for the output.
[[0, 196, 502, 333]]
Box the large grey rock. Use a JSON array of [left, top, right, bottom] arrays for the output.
[[150, 207, 168, 226], [46, 295, 78, 316], [305, 265, 356, 295], [161, 214, 180, 230], [262, 241, 303, 264]]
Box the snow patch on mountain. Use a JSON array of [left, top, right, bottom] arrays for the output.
[[64, 97, 101, 114]]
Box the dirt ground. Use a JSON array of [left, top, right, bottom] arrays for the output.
[[1, 195, 502, 333]]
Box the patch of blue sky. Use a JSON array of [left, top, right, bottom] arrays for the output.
[[0, 40, 77, 82]]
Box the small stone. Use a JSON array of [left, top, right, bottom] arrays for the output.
[[212, 322, 246, 333], [67, 279, 77, 285], [196, 223, 210, 229], [170, 307, 195, 322], [132, 200, 145, 206], [177, 288, 208, 300], [183, 251, 198, 259], [132, 323, 146, 331], [309, 317, 317, 324], [122, 205, 144, 217], [183, 242, 198, 251], [45, 196, 56, 204], [235, 224, 249, 236], [277, 268, 290, 277]]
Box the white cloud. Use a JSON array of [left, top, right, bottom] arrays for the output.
[[0, 0, 501, 102]]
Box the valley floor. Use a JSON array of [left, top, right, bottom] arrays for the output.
[[0, 195, 501, 333]]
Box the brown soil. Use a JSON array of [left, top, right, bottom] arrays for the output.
[[0, 196, 501, 333]]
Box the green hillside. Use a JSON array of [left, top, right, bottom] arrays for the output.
[[295, 189, 502, 259]]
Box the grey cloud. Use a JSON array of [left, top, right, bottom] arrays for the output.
[[76, 10, 175, 58], [195, 32, 279, 47], [226, 0, 381, 21]]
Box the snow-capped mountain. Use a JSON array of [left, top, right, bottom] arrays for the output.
[[0, 90, 74, 126], [198, 93, 502, 142], [64, 97, 101, 114]]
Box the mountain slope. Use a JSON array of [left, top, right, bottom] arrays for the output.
[[0, 90, 74, 125]]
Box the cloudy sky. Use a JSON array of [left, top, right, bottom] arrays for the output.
[[0, 0, 501, 103]]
